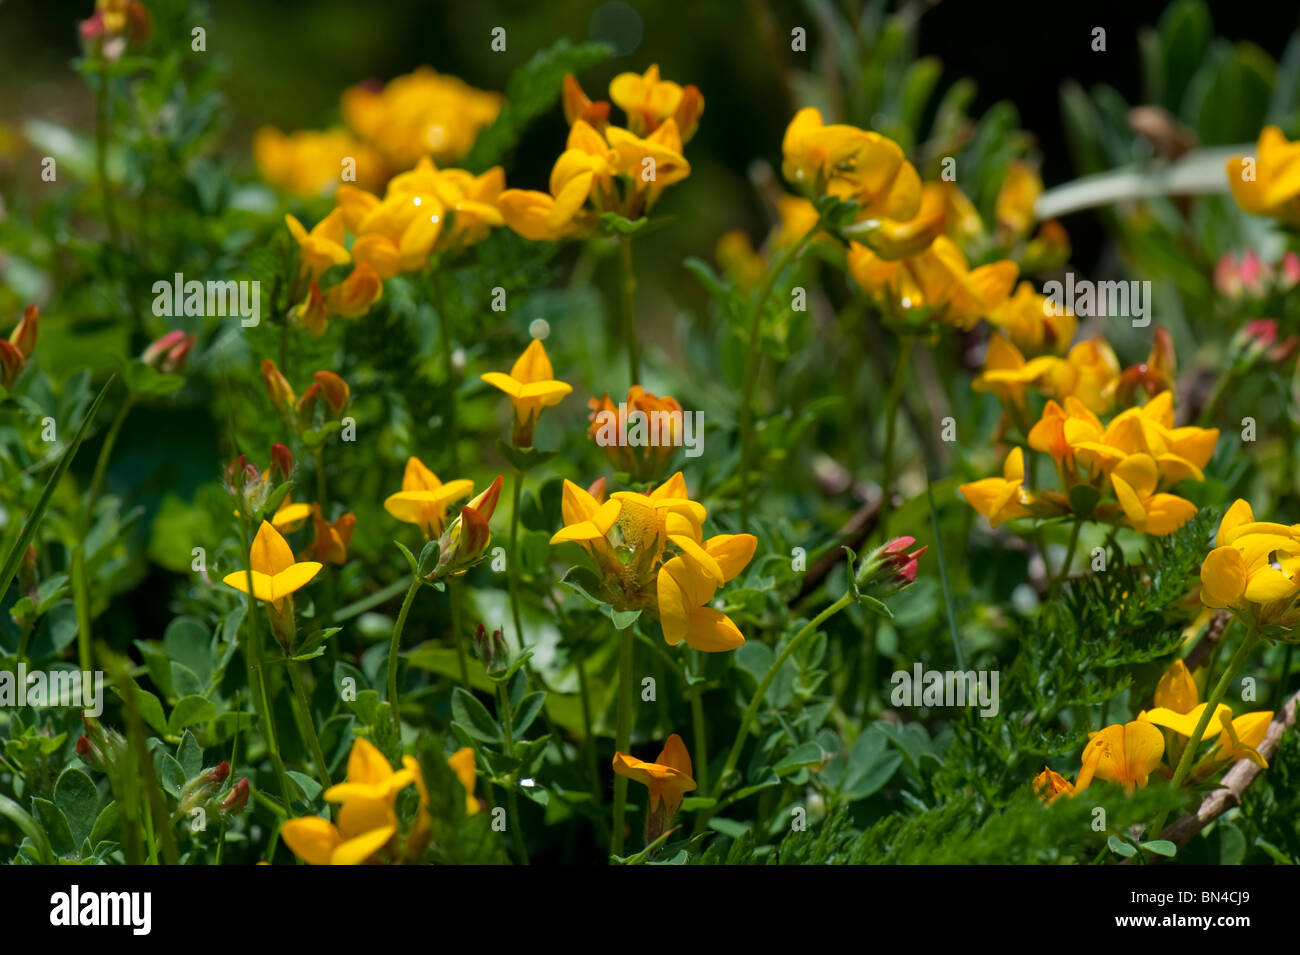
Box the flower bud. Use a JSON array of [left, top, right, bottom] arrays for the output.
[[473, 624, 509, 676], [9, 305, 38, 360], [142, 330, 195, 373], [260, 358, 296, 411], [179, 761, 232, 815], [313, 371, 350, 416], [269, 443, 295, 484], [220, 777, 250, 815], [0, 340, 25, 390]]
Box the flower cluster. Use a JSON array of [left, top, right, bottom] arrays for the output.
[[551, 472, 756, 651]]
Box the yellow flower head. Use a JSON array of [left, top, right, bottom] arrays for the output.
[[1226, 126, 1300, 225], [847, 236, 1018, 329], [987, 281, 1075, 358], [959, 446, 1032, 528], [1075, 721, 1164, 794], [1153, 658, 1199, 714], [1200, 499, 1300, 621], [286, 209, 351, 284], [587, 385, 686, 482], [341, 67, 502, 171], [383, 457, 474, 540], [994, 160, 1043, 241], [608, 64, 705, 140], [781, 108, 921, 220], [480, 338, 573, 446], [254, 126, 386, 198], [221, 521, 322, 606]]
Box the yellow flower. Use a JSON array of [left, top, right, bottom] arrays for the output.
[[973, 334, 1058, 410], [959, 446, 1031, 528], [1108, 453, 1197, 536], [480, 338, 573, 446], [847, 236, 1018, 329], [286, 209, 351, 283], [253, 126, 385, 198], [608, 65, 695, 138], [383, 457, 474, 540], [1032, 767, 1075, 804], [587, 386, 685, 482], [656, 534, 756, 651], [1075, 721, 1165, 794], [221, 521, 322, 605], [988, 281, 1075, 357], [612, 733, 697, 841], [341, 67, 502, 171], [1153, 658, 1199, 714], [1034, 337, 1120, 414], [994, 160, 1042, 240], [1200, 499, 1300, 615], [448, 746, 481, 815], [848, 178, 947, 261], [335, 156, 503, 278], [781, 108, 921, 219], [1226, 126, 1300, 225], [1210, 710, 1273, 768], [282, 738, 423, 865]]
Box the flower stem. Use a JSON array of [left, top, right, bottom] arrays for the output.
[[576, 651, 605, 818], [617, 234, 640, 386], [878, 337, 914, 541], [739, 229, 818, 530], [73, 392, 135, 672], [610, 624, 635, 858], [701, 591, 854, 830], [690, 680, 709, 796], [497, 681, 529, 864], [387, 576, 421, 734], [448, 577, 470, 687], [1050, 519, 1083, 600], [1148, 628, 1259, 844], [507, 467, 525, 650], [433, 268, 460, 472], [288, 659, 332, 787]]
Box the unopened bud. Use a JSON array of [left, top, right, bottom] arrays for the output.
[[220, 777, 250, 815]]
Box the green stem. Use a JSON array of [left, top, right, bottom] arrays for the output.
[[617, 234, 640, 386], [497, 682, 529, 864], [448, 577, 470, 687], [73, 393, 135, 672], [878, 337, 914, 541], [576, 650, 605, 822], [1149, 628, 1259, 844], [93, 72, 122, 254], [702, 591, 854, 829], [387, 576, 422, 733], [738, 229, 818, 530], [507, 468, 525, 650], [434, 268, 460, 472], [690, 681, 709, 796], [1050, 519, 1083, 600], [611, 624, 635, 858], [288, 660, 332, 787]]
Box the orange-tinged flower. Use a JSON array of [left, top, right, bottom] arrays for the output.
[[562, 73, 611, 128], [480, 338, 573, 447], [847, 178, 946, 261], [433, 475, 504, 578], [306, 504, 356, 565], [1032, 767, 1075, 804], [293, 280, 329, 336], [383, 457, 474, 540], [587, 385, 686, 481], [1075, 721, 1164, 794], [612, 733, 696, 840], [221, 521, 322, 605], [988, 281, 1075, 357], [324, 262, 383, 319]]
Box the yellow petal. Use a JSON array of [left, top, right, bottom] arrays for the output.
[[280, 816, 342, 865]]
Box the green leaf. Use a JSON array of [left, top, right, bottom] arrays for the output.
[[774, 741, 825, 777], [168, 695, 216, 733], [0, 376, 112, 604], [1141, 839, 1177, 858], [1108, 835, 1138, 858], [177, 730, 203, 778], [31, 797, 75, 856], [598, 212, 649, 235], [53, 768, 99, 848], [0, 794, 53, 864], [88, 801, 119, 849], [495, 439, 556, 473], [451, 687, 501, 743], [512, 691, 547, 735], [394, 541, 418, 576]]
